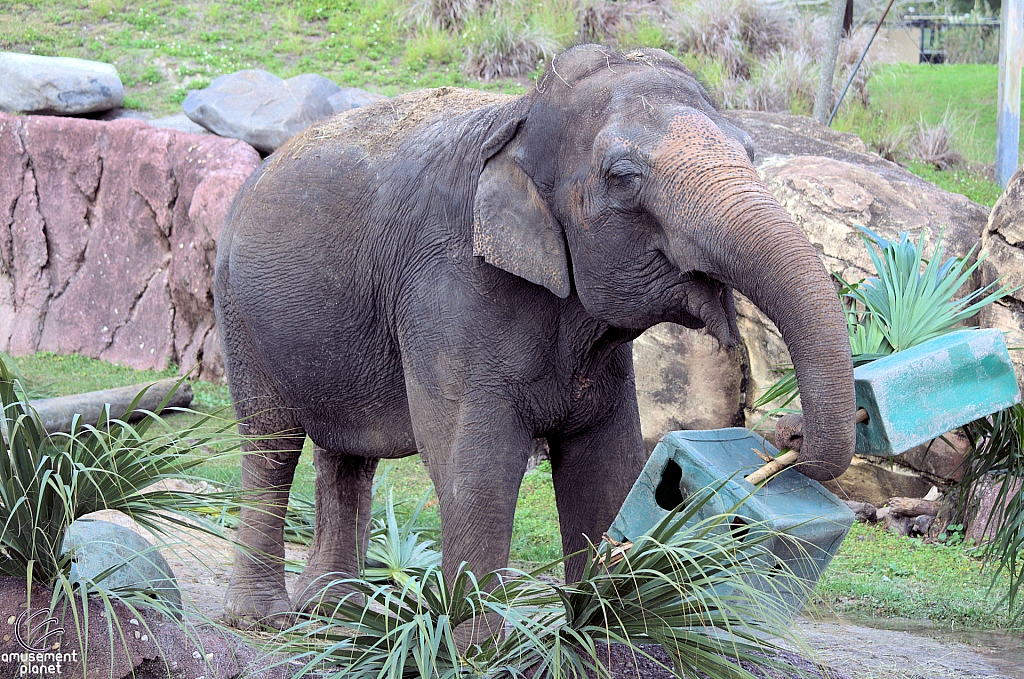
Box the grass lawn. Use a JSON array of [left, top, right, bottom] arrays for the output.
[[832, 62, 1019, 206], [6, 351, 1020, 628], [0, 0, 526, 115]]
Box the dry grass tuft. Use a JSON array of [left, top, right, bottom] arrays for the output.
[[463, 12, 557, 81], [675, 0, 795, 78], [911, 112, 967, 171], [576, 0, 673, 46], [404, 0, 481, 30]]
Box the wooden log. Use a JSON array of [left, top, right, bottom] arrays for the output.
[[28, 379, 193, 434], [885, 496, 939, 518]]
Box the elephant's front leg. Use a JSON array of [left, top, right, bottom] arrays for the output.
[[292, 448, 378, 610], [550, 376, 646, 583], [410, 392, 532, 645]]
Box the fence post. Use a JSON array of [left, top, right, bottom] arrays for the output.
[[996, 0, 1023, 187]]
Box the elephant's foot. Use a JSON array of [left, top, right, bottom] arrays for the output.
[[223, 582, 296, 630]]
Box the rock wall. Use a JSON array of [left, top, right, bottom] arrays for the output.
[[979, 164, 1024, 382], [0, 113, 261, 380]]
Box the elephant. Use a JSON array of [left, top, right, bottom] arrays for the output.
[[214, 44, 856, 628]]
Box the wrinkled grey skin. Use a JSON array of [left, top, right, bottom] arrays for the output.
[[214, 45, 855, 628]]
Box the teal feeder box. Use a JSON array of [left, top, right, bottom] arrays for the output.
[[607, 429, 854, 620], [854, 328, 1020, 457]]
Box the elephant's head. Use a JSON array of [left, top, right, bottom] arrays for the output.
[[472, 45, 855, 481]]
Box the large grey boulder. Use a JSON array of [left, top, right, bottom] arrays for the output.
[[183, 70, 341, 153], [329, 87, 387, 114], [62, 519, 182, 616], [633, 323, 747, 452], [0, 52, 124, 115]]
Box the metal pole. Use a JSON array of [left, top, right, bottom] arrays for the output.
[[813, 0, 848, 124], [996, 0, 1023, 188], [828, 0, 898, 126]]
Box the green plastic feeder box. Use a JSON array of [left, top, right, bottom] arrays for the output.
[[607, 429, 854, 619], [855, 328, 1021, 457]]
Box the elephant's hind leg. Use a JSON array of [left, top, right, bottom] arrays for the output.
[[220, 291, 306, 628], [292, 448, 378, 611]]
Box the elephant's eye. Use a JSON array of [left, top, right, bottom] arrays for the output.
[[607, 159, 642, 202]]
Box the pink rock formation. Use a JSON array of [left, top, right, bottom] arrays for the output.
[[0, 113, 261, 380]]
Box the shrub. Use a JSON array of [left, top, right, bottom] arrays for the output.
[[910, 110, 968, 170], [462, 7, 557, 81], [404, 0, 479, 30], [576, 0, 673, 47], [675, 0, 795, 78], [268, 483, 811, 679]]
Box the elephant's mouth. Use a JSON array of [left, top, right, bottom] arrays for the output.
[[671, 273, 740, 348]]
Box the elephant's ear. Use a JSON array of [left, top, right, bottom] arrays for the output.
[[473, 118, 571, 299]]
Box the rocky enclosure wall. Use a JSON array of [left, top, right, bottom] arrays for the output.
[[0, 113, 261, 381]]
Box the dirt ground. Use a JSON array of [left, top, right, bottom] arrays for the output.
[[90, 510, 1024, 679]]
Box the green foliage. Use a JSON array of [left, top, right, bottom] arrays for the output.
[[270, 484, 808, 679], [364, 489, 442, 586], [838, 228, 1012, 355], [0, 355, 245, 594], [754, 227, 1014, 410], [960, 404, 1024, 622]]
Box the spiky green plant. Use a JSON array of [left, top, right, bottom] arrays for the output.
[[267, 482, 811, 679], [754, 226, 1015, 411], [363, 488, 442, 586], [0, 354, 261, 673], [960, 404, 1024, 622]]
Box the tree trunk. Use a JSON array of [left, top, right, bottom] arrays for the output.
[[813, 0, 848, 124]]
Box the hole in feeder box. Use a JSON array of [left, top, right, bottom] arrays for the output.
[[730, 515, 750, 542], [655, 459, 686, 511]]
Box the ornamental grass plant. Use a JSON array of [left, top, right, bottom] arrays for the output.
[[0, 355, 253, 668], [267, 482, 814, 679]]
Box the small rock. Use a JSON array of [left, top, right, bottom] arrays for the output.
[[61, 519, 182, 617], [147, 112, 210, 135], [328, 87, 386, 114], [923, 485, 942, 502], [883, 511, 913, 537], [183, 70, 341, 153], [192, 650, 202, 660], [0, 52, 124, 115], [844, 500, 877, 523], [876, 506, 890, 521], [912, 514, 935, 535]]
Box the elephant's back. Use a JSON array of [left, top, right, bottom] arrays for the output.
[[275, 87, 515, 163]]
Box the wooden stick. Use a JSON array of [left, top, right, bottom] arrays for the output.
[[744, 408, 870, 485], [744, 450, 799, 485]]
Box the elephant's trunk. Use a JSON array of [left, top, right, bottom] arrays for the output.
[[649, 121, 855, 481], [707, 189, 855, 481]]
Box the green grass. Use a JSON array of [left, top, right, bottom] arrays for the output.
[[9, 351, 1020, 628], [815, 521, 1017, 630], [0, 0, 524, 116], [832, 62, 1018, 206], [867, 63, 1023, 166]]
